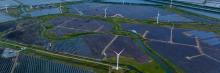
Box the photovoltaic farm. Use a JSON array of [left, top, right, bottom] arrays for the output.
[[67, 3, 193, 22], [172, 28, 197, 45], [14, 53, 95, 73], [44, 17, 114, 38], [3, 21, 51, 46], [0, 19, 38, 32], [120, 23, 171, 41], [145, 41, 220, 73], [183, 15, 219, 24], [0, 48, 16, 73], [0, 0, 20, 7], [186, 30, 220, 49], [44, 34, 151, 63], [106, 36, 152, 64]]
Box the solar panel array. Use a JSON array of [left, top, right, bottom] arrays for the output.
[[45, 17, 114, 38], [186, 30, 220, 46], [0, 48, 16, 73], [0, 0, 20, 7], [14, 53, 95, 73], [47, 38, 92, 56], [67, 3, 193, 22]]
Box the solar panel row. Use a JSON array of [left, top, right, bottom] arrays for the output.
[[203, 38, 219, 43], [208, 41, 220, 46]]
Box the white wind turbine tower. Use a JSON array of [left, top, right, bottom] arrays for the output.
[[104, 7, 108, 18], [5, 4, 9, 14], [123, 0, 125, 4], [59, 3, 62, 13], [170, 0, 173, 8], [114, 49, 124, 70], [157, 10, 160, 24]]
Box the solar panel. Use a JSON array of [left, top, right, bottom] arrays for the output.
[[193, 31, 206, 36], [186, 30, 197, 34], [203, 38, 219, 43], [196, 32, 215, 37], [208, 41, 220, 46], [199, 34, 218, 39]]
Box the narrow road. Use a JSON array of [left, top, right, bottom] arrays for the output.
[[10, 52, 19, 73], [188, 54, 204, 60], [56, 26, 91, 31], [57, 18, 75, 27], [170, 27, 173, 42], [102, 35, 118, 54], [142, 31, 148, 38], [34, 49, 118, 68], [95, 26, 104, 32], [0, 41, 119, 69], [102, 35, 118, 59]]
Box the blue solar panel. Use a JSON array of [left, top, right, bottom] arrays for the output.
[[203, 38, 219, 43], [208, 41, 220, 46], [193, 31, 206, 35], [186, 30, 197, 34], [200, 34, 218, 39], [196, 32, 214, 37]]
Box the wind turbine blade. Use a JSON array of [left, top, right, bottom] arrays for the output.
[[119, 49, 124, 55], [114, 51, 118, 54]]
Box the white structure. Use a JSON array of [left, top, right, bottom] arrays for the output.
[[157, 10, 160, 24], [59, 3, 62, 13], [5, 4, 9, 13], [104, 7, 108, 18], [123, 0, 125, 4], [170, 0, 173, 8], [114, 49, 124, 70], [49, 43, 51, 46]]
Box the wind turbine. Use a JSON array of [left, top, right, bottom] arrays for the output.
[[5, 4, 9, 14], [123, 0, 125, 4], [114, 49, 124, 70], [170, 0, 173, 8], [104, 7, 108, 18], [157, 10, 160, 24], [59, 3, 62, 13]]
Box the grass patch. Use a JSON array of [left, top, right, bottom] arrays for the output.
[[0, 42, 22, 50], [103, 56, 165, 73], [2, 7, 24, 17]]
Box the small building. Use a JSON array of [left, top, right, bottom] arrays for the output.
[[132, 30, 137, 33]]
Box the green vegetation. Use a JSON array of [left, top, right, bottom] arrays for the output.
[[103, 56, 165, 73], [0, 41, 22, 50], [3, 7, 24, 17]]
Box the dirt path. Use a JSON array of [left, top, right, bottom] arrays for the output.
[[56, 26, 91, 32], [34, 49, 118, 68], [72, 5, 79, 12], [0, 41, 119, 69], [102, 35, 118, 59], [142, 31, 148, 38], [57, 18, 75, 27], [10, 52, 19, 73], [95, 26, 104, 32], [170, 27, 173, 42]]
